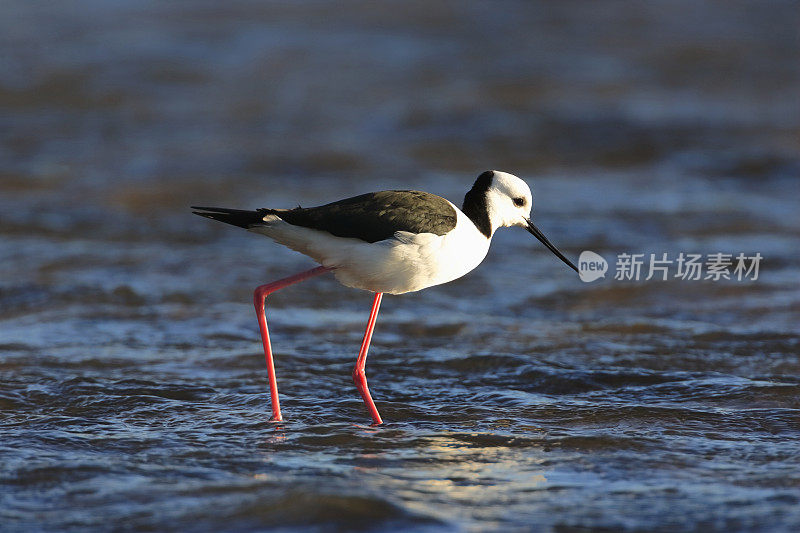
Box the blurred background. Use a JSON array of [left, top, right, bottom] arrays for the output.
[[1, 1, 799, 531]]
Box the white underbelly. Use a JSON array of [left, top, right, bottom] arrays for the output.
[[336, 228, 489, 294], [251, 208, 490, 294]]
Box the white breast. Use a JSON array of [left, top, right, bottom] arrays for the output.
[[251, 202, 491, 294]]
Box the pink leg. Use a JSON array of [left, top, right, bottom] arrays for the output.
[[254, 266, 330, 422], [352, 292, 384, 425]]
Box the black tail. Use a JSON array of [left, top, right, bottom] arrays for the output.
[[191, 206, 267, 229]]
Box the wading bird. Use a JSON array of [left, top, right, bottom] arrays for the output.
[[193, 170, 577, 425]]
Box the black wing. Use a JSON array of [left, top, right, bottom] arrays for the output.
[[271, 190, 458, 243], [192, 190, 458, 244]]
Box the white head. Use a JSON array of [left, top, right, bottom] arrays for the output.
[[484, 170, 534, 230], [462, 170, 577, 272]]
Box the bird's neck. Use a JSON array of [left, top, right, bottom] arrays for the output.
[[462, 189, 493, 239]]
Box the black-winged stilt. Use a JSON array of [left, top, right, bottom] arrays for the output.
[[193, 170, 577, 425]]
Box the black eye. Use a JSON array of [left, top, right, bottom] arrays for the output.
[[513, 197, 525, 207]]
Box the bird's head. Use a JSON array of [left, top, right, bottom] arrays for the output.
[[464, 170, 578, 273], [482, 170, 534, 229]]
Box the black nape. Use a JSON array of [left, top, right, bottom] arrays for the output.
[[462, 171, 494, 238]]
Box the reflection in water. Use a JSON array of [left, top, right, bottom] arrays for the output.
[[350, 434, 550, 525]]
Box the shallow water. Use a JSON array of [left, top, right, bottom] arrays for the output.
[[2, 1, 799, 531]]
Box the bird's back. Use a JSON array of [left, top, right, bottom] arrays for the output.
[[267, 190, 458, 243]]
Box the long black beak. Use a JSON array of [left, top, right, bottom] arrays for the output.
[[525, 218, 578, 273]]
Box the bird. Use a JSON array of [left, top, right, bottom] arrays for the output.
[[192, 170, 577, 425]]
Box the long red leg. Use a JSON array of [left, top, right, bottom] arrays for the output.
[[352, 292, 384, 425], [254, 266, 330, 422]]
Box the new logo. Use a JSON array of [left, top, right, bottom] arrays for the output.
[[579, 251, 608, 282]]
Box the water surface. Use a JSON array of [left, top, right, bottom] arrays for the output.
[[1, 1, 799, 531]]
